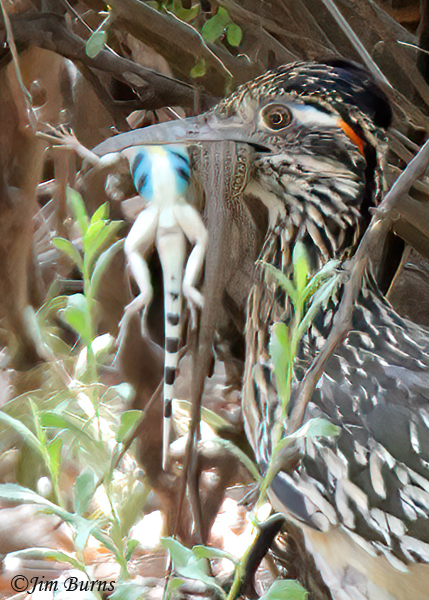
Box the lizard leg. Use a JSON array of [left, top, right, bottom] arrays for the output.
[[119, 206, 158, 340], [173, 204, 208, 318]]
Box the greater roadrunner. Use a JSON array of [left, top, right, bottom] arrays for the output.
[[94, 61, 429, 600]]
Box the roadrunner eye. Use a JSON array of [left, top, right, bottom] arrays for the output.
[[262, 105, 292, 130]]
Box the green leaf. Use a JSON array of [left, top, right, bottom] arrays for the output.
[[84, 220, 123, 273], [192, 545, 238, 564], [226, 22, 242, 46], [83, 220, 105, 256], [201, 7, 230, 43], [73, 467, 97, 515], [110, 581, 147, 600], [29, 398, 47, 446], [47, 438, 63, 479], [175, 399, 232, 432], [62, 293, 92, 343], [40, 412, 107, 464], [0, 411, 42, 454], [43, 332, 72, 356], [125, 538, 140, 561], [39, 412, 70, 429], [300, 259, 340, 304], [118, 480, 149, 536], [260, 579, 308, 600], [292, 242, 310, 295], [214, 438, 261, 481], [90, 238, 124, 297], [269, 322, 290, 403], [7, 548, 85, 571], [290, 417, 340, 440], [297, 277, 340, 339], [85, 30, 107, 59], [263, 262, 297, 304], [91, 202, 109, 224], [166, 578, 184, 598], [214, 6, 231, 25], [172, 0, 200, 22], [116, 410, 143, 443], [91, 525, 122, 557], [52, 237, 83, 271], [109, 519, 123, 548], [161, 538, 225, 597], [0, 483, 74, 523], [0, 486, 111, 556], [161, 537, 193, 567], [190, 58, 206, 78], [67, 187, 89, 236], [74, 518, 101, 552]]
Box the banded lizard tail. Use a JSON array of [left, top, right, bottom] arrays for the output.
[[122, 145, 207, 469]]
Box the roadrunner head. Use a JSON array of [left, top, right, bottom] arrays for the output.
[[95, 60, 392, 267], [211, 60, 392, 265]]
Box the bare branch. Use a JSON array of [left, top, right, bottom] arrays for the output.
[[6, 11, 208, 111], [106, 0, 236, 85]]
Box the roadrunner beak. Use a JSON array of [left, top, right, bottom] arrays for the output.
[[92, 114, 268, 155], [95, 114, 258, 492]]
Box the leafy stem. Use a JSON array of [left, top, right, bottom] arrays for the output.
[[258, 244, 341, 505]]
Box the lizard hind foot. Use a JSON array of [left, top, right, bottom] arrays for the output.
[[117, 293, 151, 345], [183, 286, 204, 330], [123, 293, 151, 316], [183, 285, 204, 310]]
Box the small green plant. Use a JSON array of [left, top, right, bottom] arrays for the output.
[[53, 188, 124, 416], [257, 243, 341, 500], [0, 190, 147, 589], [54, 188, 123, 365], [265, 243, 341, 420], [162, 536, 308, 600]]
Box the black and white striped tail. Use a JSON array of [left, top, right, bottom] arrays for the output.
[[162, 282, 182, 469]]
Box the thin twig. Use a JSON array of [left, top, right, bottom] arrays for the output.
[[391, 128, 420, 154], [398, 40, 429, 56], [288, 136, 429, 432], [61, 0, 93, 32], [319, 0, 392, 89]]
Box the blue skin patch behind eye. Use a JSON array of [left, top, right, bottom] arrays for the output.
[[131, 146, 191, 201]]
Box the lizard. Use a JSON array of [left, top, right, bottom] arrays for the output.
[[38, 126, 208, 469]]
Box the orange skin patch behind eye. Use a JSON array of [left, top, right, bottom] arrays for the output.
[[338, 119, 366, 156]]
